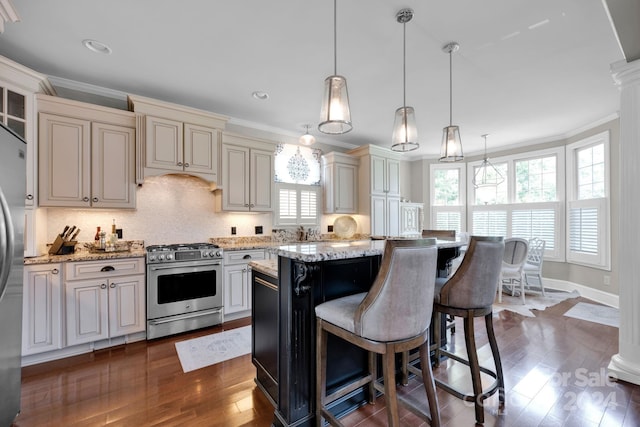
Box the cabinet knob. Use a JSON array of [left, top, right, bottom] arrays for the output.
[[26, 194, 33, 200], [110, 283, 116, 288], [100, 266, 115, 272], [92, 197, 99, 203], [51, 268, 59, 275], [250, 204, 255, 208], [83, 197, 90, 202], [101, 284, 107, 289], [177, 162, 183, 166], [244, 203, 250, 207], [243, 268, 247, 272], [184, 162, 190, 167]]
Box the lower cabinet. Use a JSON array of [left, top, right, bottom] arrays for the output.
[[223, 249, 266, 316], [22, 263, 63, 356], [65, 258, 145, 347]]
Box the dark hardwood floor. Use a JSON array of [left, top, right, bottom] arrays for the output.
[[12, 296, 640, 427]]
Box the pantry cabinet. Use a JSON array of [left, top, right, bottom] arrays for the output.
[[223, 249, 266, 317], [37, 95, 136, 208], [349, 145, 403, 237], [322, 152, 358, 214], [128, 94, 228, 184], [65, 258, 145, 346], [22, 263, 63, 356], [216, 132, 275, 212]]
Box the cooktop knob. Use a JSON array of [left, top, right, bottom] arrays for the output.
[[148, 255, 156, 262], [158, 255, 165, 261], [166, 254, 173, 260], [215, 250, 222, 257]]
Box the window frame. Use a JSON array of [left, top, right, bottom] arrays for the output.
[[429, 163, 467, 234], [565, 131, 610, 270]]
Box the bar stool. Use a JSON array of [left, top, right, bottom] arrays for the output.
[[315, 239, 440, 427], [432, 236, 505, 424]]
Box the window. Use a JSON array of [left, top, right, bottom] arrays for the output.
[[430, 164, 466, 234], [566, 132, 610, 269], [468, 147, 564, 260], [273, 144, 322, 226]]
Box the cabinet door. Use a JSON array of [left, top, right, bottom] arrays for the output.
[[108, 275, 145, 337], [224, 263, 250, 314], [371, 195, 387, 236], [91, 123, 136, 208], [386, 158, 401, 197], [22, 264, 63, 355], [66, 279, 109, 346], [370, 155, 387, 195], [250, 148, 273, 211], [38, 113, 91, 207], [221, 144, 250, 211], [401, 204, 422, 236], [386, 196, 401, 237], [145, 115, 183, 171], [184, 123, 218, 178], [335, 163, 357, 213]]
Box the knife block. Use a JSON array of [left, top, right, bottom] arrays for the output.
[[48, 234, 77, 255]]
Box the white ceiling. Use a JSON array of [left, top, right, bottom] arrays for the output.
[[0, 0, 626, 158]]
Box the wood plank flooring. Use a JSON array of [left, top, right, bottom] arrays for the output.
[[12, 297, 640, 427]]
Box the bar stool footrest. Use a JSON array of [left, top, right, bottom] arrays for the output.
[[435, 348, 501, 402]]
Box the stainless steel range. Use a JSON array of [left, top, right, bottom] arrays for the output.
[[146, 243, 223, 339]]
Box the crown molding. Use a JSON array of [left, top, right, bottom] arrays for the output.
[[0, 0, 19, 33], [47, 75, 129, 102]]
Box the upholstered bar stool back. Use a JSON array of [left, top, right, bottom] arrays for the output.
[[433, 236, 505, 424], [315, 239, 440, 427]]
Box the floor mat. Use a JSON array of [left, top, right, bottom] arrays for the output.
[[563, 302, 619, 328], [175, 325, 251, 373]]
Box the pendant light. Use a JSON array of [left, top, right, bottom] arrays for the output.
[[473, 134, 504, 188], [319, 0, 352, 135], [299, 125, 316, 146], [391, 8, 419, 152], [440, 42, 464, 162]]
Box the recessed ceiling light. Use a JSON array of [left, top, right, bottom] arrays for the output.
[[252, 91, 269, 100], [82, 39, 112, 54]]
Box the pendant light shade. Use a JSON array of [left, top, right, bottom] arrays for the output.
[[440, 42, 464, 162], [391, 8, 418, 152], [299, 125, 316, 146], [473, 134, 504, 188], [319, 0, 352, 135]]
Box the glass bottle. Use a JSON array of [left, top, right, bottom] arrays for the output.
[[94, 226, 101, 242]]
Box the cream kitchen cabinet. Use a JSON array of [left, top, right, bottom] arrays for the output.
[[217, 132, 274, 212], [37, 95, 136, 209], [65, 258, 145, 346], [400, 202, 423, 236], [22, 263, 63, 356], [322, 152, 358, 214], [349, 145, 403, 237], [127, 94, 228, 184], [223, 249, 266, 317]]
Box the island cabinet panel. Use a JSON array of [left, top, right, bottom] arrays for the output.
[[275, 255, 381, 427]]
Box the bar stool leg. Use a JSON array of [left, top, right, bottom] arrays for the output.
[[485, 313, 506, 410], [316, 321, 328, 427], [382, 350, 401, 426], [433, 311, 442, 367], [418, 341, 440, 427], [368, 351, 377, 404], [463, 314, 484, 424]]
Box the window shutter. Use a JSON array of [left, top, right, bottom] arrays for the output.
[[435, 211, 461, 233], [569, 206, 598, 254], [512, 208, 556, 251], [299, 189, 318, 224], [472, 210, 507, 236]]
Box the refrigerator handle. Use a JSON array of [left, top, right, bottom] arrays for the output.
[[0, 187, 15, 301]]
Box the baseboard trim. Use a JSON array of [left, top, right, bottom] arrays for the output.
[[543, 278, 619, 308]]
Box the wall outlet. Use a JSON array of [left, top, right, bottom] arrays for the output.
[[116, 229, 123, 239], [231, 226, 237, 235], [604, 275, 611, 286], [255, 225, 263, 234], [328, 225, 334, 232]]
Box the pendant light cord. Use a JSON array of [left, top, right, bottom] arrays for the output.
[[333, 0, 337, 75], [449, 49, 453, 126], [402, 20, 406, 109]]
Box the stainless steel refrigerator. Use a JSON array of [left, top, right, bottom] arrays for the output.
[[0, 123, 25, 426]]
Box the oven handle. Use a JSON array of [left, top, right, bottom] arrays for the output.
[[148, 261, 222, 271], [148, 307, 223, 325]]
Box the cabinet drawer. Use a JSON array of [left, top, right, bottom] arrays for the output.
[[65, 257, 145, 280], [223, 249, 266, 265]]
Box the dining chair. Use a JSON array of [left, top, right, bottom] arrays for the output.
[[315, 239, 440, 427], [523, 237, 546, 295], [499, 237, 529, 304]]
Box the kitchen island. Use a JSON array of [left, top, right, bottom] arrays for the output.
[[251, 238, 464, 427]]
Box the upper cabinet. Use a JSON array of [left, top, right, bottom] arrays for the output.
[[215, 132, 275, 212], [37, 95, 136, 208], [322, 152, 358, 214], [128, 94, 228, 184]]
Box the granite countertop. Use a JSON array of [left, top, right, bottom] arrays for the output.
[[24, 241, 146, 265], [269, 238, 466, 263], [249, 259, 278, 279]]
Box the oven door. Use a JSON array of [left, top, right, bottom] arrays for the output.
[[147, 259, 223, 320]]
